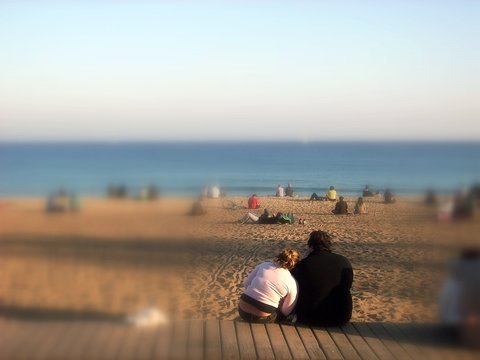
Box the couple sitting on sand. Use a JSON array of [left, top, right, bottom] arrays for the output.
[[238, 230, 353, 326], [240, 208, 294, 224]]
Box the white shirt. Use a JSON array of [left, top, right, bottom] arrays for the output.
[[210, 186, 220, 198], [276, 186, 285, 197], [244, 262, 298, 315]]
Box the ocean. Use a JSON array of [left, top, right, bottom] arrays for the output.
[[1, 142, 479, 197]]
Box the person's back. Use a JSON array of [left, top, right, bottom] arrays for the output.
[[285, 184, 294, 197], [333, 197, 348, 215], [276, 185, 285, 197], [248, 194, 260, 209], [292, 231, 353, 326], [326, 186, 337, 201], [354, 197, 366, 215]]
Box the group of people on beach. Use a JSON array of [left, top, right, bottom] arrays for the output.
[[238, 230, 353, 326], [45, 189, 80, 213]]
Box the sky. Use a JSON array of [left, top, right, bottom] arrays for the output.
[[0, 1, 479, 141]]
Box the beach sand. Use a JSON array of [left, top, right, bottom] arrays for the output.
[[1, 195, 478, 323]]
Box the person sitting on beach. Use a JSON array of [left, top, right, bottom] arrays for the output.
[[276, 184, 285, 197], [452, 191, 475, 220], [291, 230, 353, 326], [247, 194, 261, 209], [310, 186, 337, 201], [238, 249, 300, 323], [332, 196, 348, 215], [354, 197, 367, 215], [285, 183, 294, 197], [189, 198, 206, 216], [209, 185, 221, 199], [326, 186, 337, 201], [384, 188, 396, 204], [362, 185, 374, 197]]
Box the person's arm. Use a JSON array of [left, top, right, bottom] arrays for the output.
[[280, 278, 298, 315]]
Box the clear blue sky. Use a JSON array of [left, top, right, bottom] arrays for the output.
[[1, 1, 479, 141]]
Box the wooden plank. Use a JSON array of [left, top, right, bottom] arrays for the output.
[[205, 320, 222, 360], [352, 323, 395, 360], [311, 327, 344, 360], [341, 323, 379, 360], [0, 319, 20, 354], [47, 321, 89, 359], [0, 320, 40, 359], [70, 321, 105, 359], [187, 319, 204, 360], [169, 320, 189, 360], [397, 323, 451, 360], [327, 327, 361, 360], [82, 321, 117, 359], [235, 321, 257, 359], [296, 325, 327, 360], [250, 323, 274, 359], [382, 323, 423, 359], [367, 322, 413, 360], [130, 326, 166, 360], [36, 321, 73, 360], [265, 323, 292, 360], [152, 322, 174, 359], [118, 325, 149, 360], [280, 324, 309, 360], [220, 321, 239, 360], [13, 321, 55, 359]]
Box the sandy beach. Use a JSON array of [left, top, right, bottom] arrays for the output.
[[1, 195, 478, 324]]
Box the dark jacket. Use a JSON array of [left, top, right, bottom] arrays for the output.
[[334, 200, 348, 214], [291, 250, 353, 326]]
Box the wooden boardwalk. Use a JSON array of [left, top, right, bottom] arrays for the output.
[[0, 318, 479, 359]]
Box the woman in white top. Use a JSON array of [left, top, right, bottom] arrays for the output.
[[238, 249, 300, 323]]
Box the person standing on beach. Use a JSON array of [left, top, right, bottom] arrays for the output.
[[291, 231, 353, 326], [238, 249, 300, 323], [276, 184, 285, 197]]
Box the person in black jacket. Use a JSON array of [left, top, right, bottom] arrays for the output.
[[291, 230, 353, 326]]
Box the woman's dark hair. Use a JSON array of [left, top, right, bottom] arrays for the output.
[[307, 230, 332, 252]]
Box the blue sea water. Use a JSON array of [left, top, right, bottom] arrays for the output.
[[0, 142, 479, 197]]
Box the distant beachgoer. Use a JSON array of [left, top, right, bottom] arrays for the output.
[[452, 191, 475, 220], [425, 189, 438, 206], [439, 248, 480, 346], [285, 183, 294, 197], [240, 209, 293, 224], [332, 196, 348, 215], [69, 193, 81, 212], [384, 189, 396, 204], [147, 184, 160, 200], [291, 230, 353, 326], [276, 184, 285, 197], [326, 186, 337, 201], [248, 194, 261, 209], [189, 198, 206, 216], [310, 192, 323, 201], [354, 197, 367, 215], [362, 185, 374, 197], [238, 249, 300, 323], [46, 195, 64, 213], [209, 185, 221, 199]]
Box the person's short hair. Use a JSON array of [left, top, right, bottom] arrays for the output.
[[329, 186, 335, 190], [274, 249, 300, 270], [307, 231, 332, 252], [339, 196, 344, 201]]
